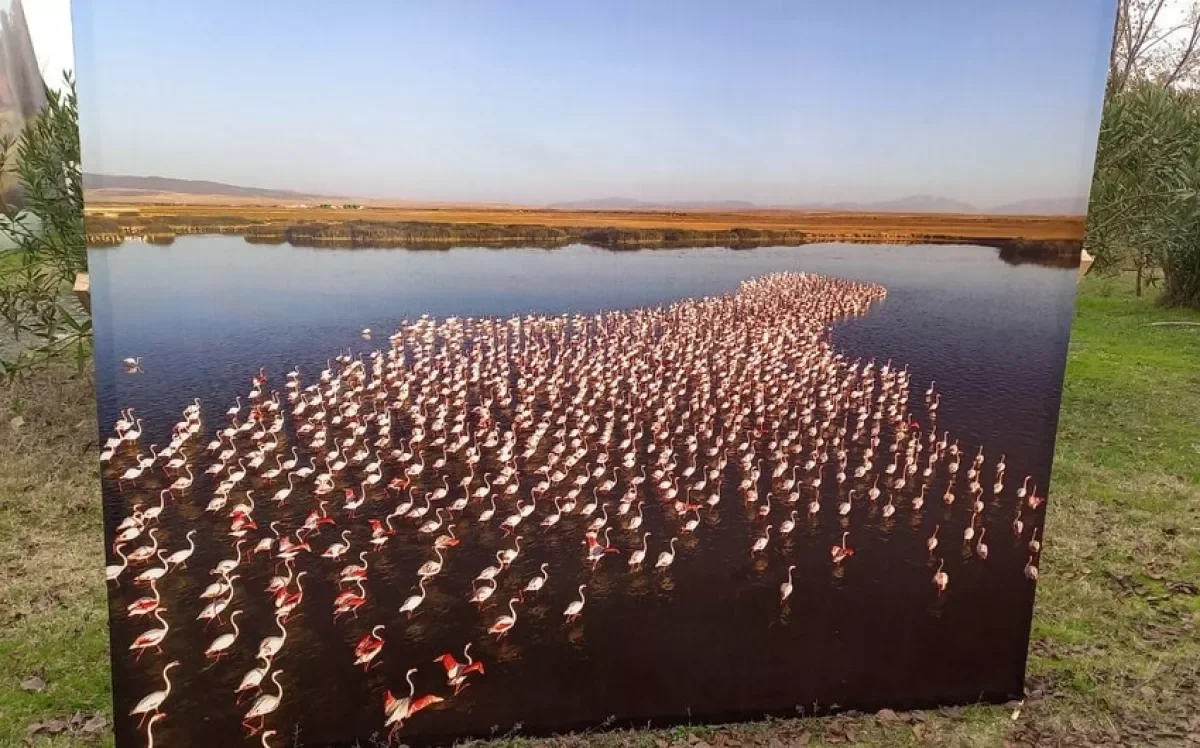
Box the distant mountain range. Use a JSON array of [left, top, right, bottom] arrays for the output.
[[548, 197, 762, 211], [84, 174, 1086, 215], [83, 173, 321, 200]]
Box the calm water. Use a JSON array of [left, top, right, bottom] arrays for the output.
[[90, 238, 1077, 747]]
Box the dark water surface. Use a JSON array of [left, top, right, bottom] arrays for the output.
[[90, 238, 1077, 747]]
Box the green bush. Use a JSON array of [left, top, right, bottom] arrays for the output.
[[1086, 83, 1200, 307], [0, 77, 88, 377]]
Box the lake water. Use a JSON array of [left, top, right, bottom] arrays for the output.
[[90, 237, 1077, 747]]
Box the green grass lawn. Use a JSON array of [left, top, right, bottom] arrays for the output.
[[1, 274, 1197, 747]]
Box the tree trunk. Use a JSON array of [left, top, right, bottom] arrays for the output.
[[1136, 265, 1143, 296]]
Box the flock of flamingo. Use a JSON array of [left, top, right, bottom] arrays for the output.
[[102, 272, 1046, 746]]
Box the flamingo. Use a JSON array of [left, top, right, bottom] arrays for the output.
[[321, 530, 352, 560], [142, 491, 168, 525], [127, 529, 161, 564], [198, 584, 237, 627], [498, 536, 523, 567], [242, 670, 284, 736], [275, 571, 308, 622], [106, 543, 129, 584], [522, 563, 550, 596], [235, 657, 273, 698], [780, 565, 796, 602], [333, 578, 369, 619], [121, 419, 145, 443], [163, 530, 197, 569], [830, 531, 855, 564], [470, 577, 498, 605], [399, 579, 429, 617], [384, 668, 444, 738], [168, 464, 194, 495], [478, 496, 497, 524], [354, 625, 386, 671], [200, 570, 238, 601], [257, 613, 289, 660], [933, 558, 949, 592], [144, 714, 165, 748], [416, 548, 445, 579], [448, 647, 484, 695], [541, 498, 563, 529], [433, 525, 460, 550], [229, 490, 256, 518], [474, 552, 506, 585], [655, 537, 679, 570], [205, 610, 243, 660], [129, 661, 179, 728], [751, 525, 772, 555], [271, 473, 296, 504], [418, 508, 446, 535], [629, 532, 651, 570], [128, 574, 164, 611], [433, 643, 473, 682], [339, 551, 370, 584], [488, 597, 520, 638], [563, 584, 588, 622], [129, 608, 170, 660], [209, 541, 246, 578], [780, 510, 798, 535]]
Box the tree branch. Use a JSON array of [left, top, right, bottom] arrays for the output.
[[1163, 12, 1200, 87]]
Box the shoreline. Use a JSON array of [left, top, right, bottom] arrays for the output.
[[84, 210, 1084, 264]]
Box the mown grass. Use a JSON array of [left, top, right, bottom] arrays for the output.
[[1, 273, 1197, 747]]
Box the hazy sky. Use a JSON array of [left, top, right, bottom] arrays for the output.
[[73, 1, 1116, 207], [14, 0, 73, 89]]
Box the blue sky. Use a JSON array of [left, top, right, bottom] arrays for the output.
[[72, 1, 1116, 208]]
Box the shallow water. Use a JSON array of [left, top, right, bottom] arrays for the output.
[[90, 238, 1076, 747]]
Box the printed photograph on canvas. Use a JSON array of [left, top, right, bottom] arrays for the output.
[[76, 2, 1117, 746]]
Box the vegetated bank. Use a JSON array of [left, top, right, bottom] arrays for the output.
[[84, 212, 1083, 262]]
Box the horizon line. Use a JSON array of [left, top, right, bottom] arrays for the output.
[[82, 172, 1089, 217]]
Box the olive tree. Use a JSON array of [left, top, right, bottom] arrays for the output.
[[0, 78, 88, 377], [1087, 82, 1200, 306]]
